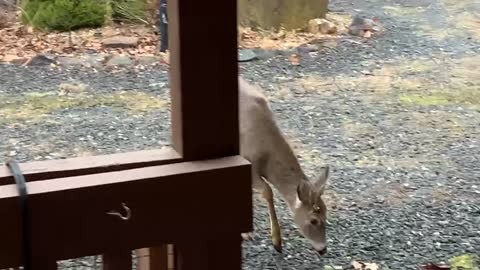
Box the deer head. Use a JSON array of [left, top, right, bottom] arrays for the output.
[[293, 166, 330, 255]]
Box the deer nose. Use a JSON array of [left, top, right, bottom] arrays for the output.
[[317, 247, 327, 256]]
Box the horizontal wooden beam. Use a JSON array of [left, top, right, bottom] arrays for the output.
[[0, 148, 181, 185], [0, 155, 252, 269]]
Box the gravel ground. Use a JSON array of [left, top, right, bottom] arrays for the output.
[[1, 0, 479, 269]]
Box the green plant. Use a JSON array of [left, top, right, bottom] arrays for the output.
[[22, 0, 106, 31], [111, 0, 149, 24]]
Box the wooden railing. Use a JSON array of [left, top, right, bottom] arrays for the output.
[[0, 0, 252, 269]]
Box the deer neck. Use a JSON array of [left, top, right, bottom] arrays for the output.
[[266, 143, 307, 211]]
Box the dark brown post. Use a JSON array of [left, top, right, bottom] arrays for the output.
[[175, 235, 242, 270], [32, 260, 58, 270], [136, 246, 169, 270], [103, 250, 132, 270], [169, 0, 239, 160], [169, 0, 241, 267], [147, 0, 241, 267]]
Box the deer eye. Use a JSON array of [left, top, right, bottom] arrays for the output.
[[310, 218, 319, 226]]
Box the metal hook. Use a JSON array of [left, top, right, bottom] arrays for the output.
[[106, 203, 131, 221]]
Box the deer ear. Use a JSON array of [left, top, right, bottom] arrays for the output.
[[313, 165, 330, 194], [297, 180, 313, 205]]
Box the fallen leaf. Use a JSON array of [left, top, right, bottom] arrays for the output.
[[289, 54, 301, 65], [1, 54, 19, 62], [352, 261, 363, 269], [352, 260, 380, 270]]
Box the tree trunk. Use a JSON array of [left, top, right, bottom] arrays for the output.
[[238, 0, 329, 31]]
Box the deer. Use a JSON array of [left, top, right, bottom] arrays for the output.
[[238, 77, 330, 256]]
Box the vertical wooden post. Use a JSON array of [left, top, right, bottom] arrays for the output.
[[31, 260, 58, 270], [136, 246, 168, 270], [169, 0, 239, 160], [103, 250, 132, 270], [140, 0, 241, 267], [175, 234, 242, 270]]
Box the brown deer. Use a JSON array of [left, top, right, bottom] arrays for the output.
[[238, 77, 330, 255]]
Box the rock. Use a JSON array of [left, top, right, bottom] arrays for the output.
[[238, 49, 257, 62], [9, 58, 28, 65], [272, 30, 287, 40], [308, 18, 337, 34], [26, 54, 57, 66], [102, 36, 139, 48], [1, 55, 28, 65], [137, 55, 160, 66], [57, 56, 85, 67], [0, 10, 15, 29], [348, 15, 383, 37], [297, 44, 318, 54], [105, 55, 134, 66], [85, 54, 108, 67], [0, 0, 16, 10], [252, 49, 278, 60]]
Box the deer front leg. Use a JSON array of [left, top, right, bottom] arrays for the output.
[[262, 181, 282, 253]]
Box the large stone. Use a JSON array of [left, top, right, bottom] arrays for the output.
[[308, 18, 337, 34], [105, 55, 134, 66], [238, 0, 329, 30], [0, 0, 16, 10], [57, 56, 85, 67], [238, 49, 257, 62], [86, 54, 108, 67], [102, 36, 139, 48], [348, 16, 383, 37], [137, 55, 160, 65], [26, 54, 57, 66]]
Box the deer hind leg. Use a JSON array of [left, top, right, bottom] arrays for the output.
[[261, 177, 282, 253]]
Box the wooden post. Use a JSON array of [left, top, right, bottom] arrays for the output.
[[169, 0, 239, 160], [103, 250, 132, 270], [136, 246, 168, 270], [31, 260, 58, 270], [142, 0, 241, 267], [175, 234, 242, 270]]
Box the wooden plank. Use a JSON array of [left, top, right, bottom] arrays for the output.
[[175, 234, 242, 270], [136, 246, 168, 270], [103, 250, 132, 270], [29, 260, 58, 270], [0, 156, 252, 268], [168, 244, 174, 270], [169, 0, 239, 160], [0, 148, 181, 185], [207, 235, 243, 270]]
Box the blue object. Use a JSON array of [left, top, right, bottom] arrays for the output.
[[159, 0, 168, 52]]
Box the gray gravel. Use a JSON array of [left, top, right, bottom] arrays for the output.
[[1, 0, 479, 269]]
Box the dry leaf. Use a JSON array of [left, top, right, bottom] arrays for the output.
[[352, 261, 363, 269], [289, 54, 301, 65], [352, 260, 380, 270], [0, 23, 161, 64], [1, 54, 19, 62]]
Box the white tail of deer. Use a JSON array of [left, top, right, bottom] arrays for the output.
[[238, 77, 330, 255]]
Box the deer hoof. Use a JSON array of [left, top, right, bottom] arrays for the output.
[[273, 244, 282, 253], [273, 240, 282, 253], [241, 232, 255, 241]]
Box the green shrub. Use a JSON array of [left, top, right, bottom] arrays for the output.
[[110, 0, 148, 24], [22, 0, 107, 31]]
